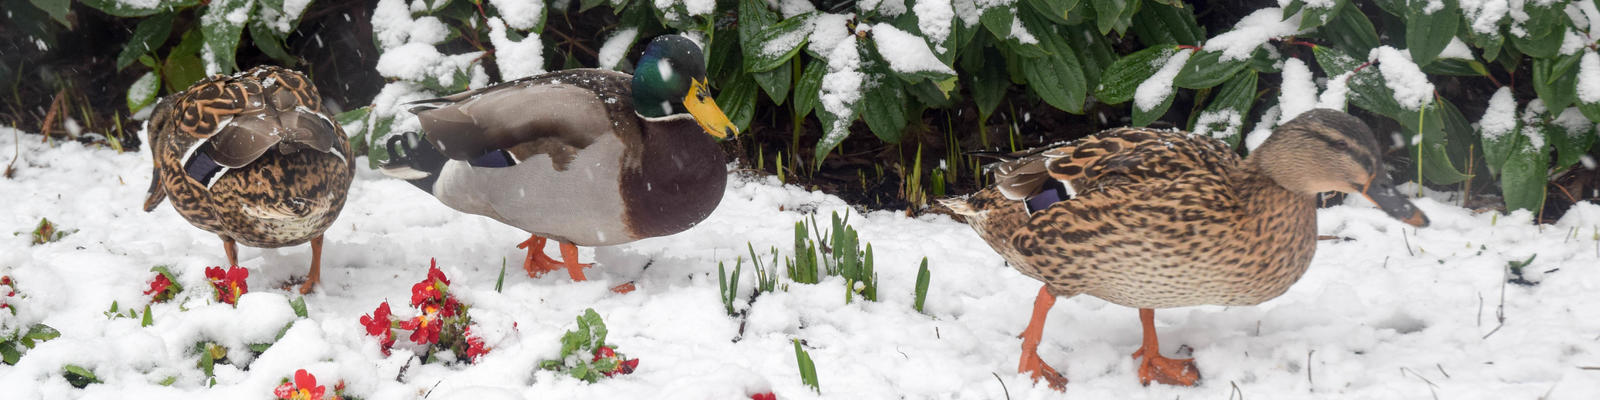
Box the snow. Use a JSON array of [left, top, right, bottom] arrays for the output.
[[1460, 0, 1510, 34], [860, 0, 908, 16], [487, 0, 544, 30], [952, 0, 981, 26], [1134, 49, 1193, 112], [126, 73, 159, 115], [597, 28, 639, 71], [654, 0, 715, 17], [372, 0, 450, 48], [6, 127, 1600, 398], [1582, 50, 1600, 103], [1561, 28, 1588, 55], [1577, 0, 1600, 33], [1246, 105, 1281, 151], [487, 18, 545, 81], [1277, 58, 1318, 123], [775, 0, 816, 18], [819, 37, 864, 141], [375, 42, 484, 87], [1440, 37, 1475, 60], [261, 0, 312, 33], [869, 24, 956, 76], [1007, 15, 1038, 45], [1520, 99, 1549, 151], [1192, 110, 1243, 141], [1480, 87, 1518, 141], [758, 22, 812, 59], [1317, 71, 1354, 111], [1370, 46, 1436, 111], [1204, 8, 1307, 62], [807, 13, 854, 57], [1555, 107, 1596, 138], [914, 0, 955, 51]]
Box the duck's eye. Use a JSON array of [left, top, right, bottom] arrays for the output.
[[1330, 140, 1350, 151]]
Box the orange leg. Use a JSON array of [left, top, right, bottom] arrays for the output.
[[1018, 286, 1068, 390], [558, 241, 592, 281], [221, 236, 239, 266], [298, 235, 323, 294], [1130, 308, 1202, 386], [516, 235, 564, 278]]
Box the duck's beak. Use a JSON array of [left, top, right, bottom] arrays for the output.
[[684, 78, 738, 139], [1360, 173, 1429, 227]]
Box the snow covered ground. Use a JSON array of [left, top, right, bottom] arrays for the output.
[[2, 127, 1599, 399]]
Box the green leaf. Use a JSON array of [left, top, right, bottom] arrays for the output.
[[1550, 111, 1597, 168], [200, 0, 251, 74], [249, 21, 297, 67], [1193, 70, 1258, 148], [913, 257, 930, 313], [1500, 132, 1550, 213], [1404, 0, 1460, 66], [746, 13, 816, 72], [1, 343, 20, 365], [708, 27, 743, 83], [1314, 44, 1404, 119], [1090, 0, 1135, 35], [793, 59, 826, 119], [496, 258, 507, 293], [982, 5, 1048, 58], [1019, 9, 1087, 113], [1298, 0, 1347, 30], [1096, 46, 1176, 105], [969, 47, 1010, 119], [163, 30, 207, 93], [720, 74, 760, 133], [1316, 0, 1379, 55], [141, 304, 154, 327], [27, 0, 70, 26], [79, 0, 199, 17], [753, 63, 793, 106], [64, 364, 100, 388], [289, 296, 307, 318], [859, 47, 908, 143], [1398, 104, 1472, 185], [1131, 1, 1204, 46], [1132, 84, 1176, 127], [1064, 23, 1115, 92], [24, 324, 60, 343], [1422, 58, 1489, 76], [1025, 0, 1080, 25], [1174, 50, 1246, 89], [1506, 1, 1564, 59], [127, 71, 161, 114], [794, 339, 820, 392], [1533, 55, 1580, 112]]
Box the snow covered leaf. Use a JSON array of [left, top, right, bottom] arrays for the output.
[[1095, 46, 1175, 105], [1192, 70, 1258, 147], [1132, 48, 1192, 126], [1404, 0, 1460, 66], [1550, 108, 1597, 168], [1294, 0, 1346, 30], [793, 60, 826, 119], [1501, 134, 1551, 212], [1315, 0, 1379, 55], [1533, 55, 1582, 112], [201, 0, 252, 75], [1507, 2, 1566, 59], [79, 0, 199, 17], [859, 45, 907, 143], [1580, 50, 1600, 122], [126, 72, 161, 116], [980, 5, 1048, 58], [1130, 1, 1205, 46], [1174, 50, 1246, 89], [1313, 45, 1404, 118], [1479, 88, 1520, 175], [1018, 9, 1087, 113], [871, 23, 956, 81], [746, 12, 816, 72], [116, 12, 176, 71]]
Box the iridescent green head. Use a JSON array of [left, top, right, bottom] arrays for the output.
[[632, 35, 738, 139]]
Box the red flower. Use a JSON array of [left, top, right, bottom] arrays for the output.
[[205, 266, 249, 305], [144, 273, 176, 302], [410, 259, 454, 307], [272, 369, 327, 400], [593, 346, 640, 377], [400, 311, 442, 345], [359, 302, 396, 355], [426, 258, 450, 286], [464, 328, 490, 363], [750, 392, 777, 400]]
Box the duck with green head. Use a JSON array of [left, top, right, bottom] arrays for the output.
[[382, 35, 737, 287]]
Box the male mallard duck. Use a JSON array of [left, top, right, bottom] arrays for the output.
[[381, 35, 737, 284], [941, 109, 1428, 388], [144, 66, 354, 294]]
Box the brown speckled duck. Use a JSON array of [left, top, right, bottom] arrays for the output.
[[143, 66, 354, 294], [380, 35, 736, 287], [941, 109, 1428, 388]]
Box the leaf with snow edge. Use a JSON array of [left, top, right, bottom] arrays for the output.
[[117, 13, 176, 71], [1314, 45, 1404, 118], [1205, 7, 1306, 62], [1507, 2, 1565, 59], [1370, 46, 1436, 111], [747, 12, 816, 73], [794, 59, 827, 119], [915, 0, 961, 48], [1131, 1, 1205, 46], [1298, 0, 1347, 31], [981, 5, 1048, 58], [336, 106, 371, 152], [1174, 50, 1246, 89], [1314, 0, 1379, 55], [1193, 70, 1258, 148], [1132, 49, 1192, 126], [249, 21, 296, 67], [1089, 0, 1137, 35], [1499, 117, 1552, 212], [721, 73, 760, 133], [1025, 0, 1080, 25], [79, 0, 200, 17], [816, 37, 865, 165], [1533, 55, 1581, 112], [126, 72, 161, 115], [1247, 45, 1284, 73], [200, 0, 252, 75], [871, 23, 957, 81], [1404, 0, 1460, 66], [859, 45, 908, 143], [1479, 88, 1519, 175], [28, 0, 70, 26], [1018, 9, 1087, 113], [1550, 107, 1598, 168], [1095, 46, 1175, 105], [1580, 50, 1600, 121], [597, 28, 640, 71]]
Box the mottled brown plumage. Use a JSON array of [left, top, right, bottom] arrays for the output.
[[143, 66, 353, 294], [942, 109, 1428, 388]]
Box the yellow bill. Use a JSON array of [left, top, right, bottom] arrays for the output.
[[684, 78, 739, 139]]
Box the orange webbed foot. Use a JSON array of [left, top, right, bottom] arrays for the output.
[[1019, 347, 1069, 390], [1131, 347, 1201, 386], [517, 235, 564, 278]]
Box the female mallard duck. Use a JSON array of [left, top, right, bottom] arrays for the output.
[[143, 66, 354, 294], [941, 109, 1428, 388], [381, 35, 737, 285]]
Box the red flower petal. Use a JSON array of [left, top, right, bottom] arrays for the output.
[[750, 392, 777, 400], [619, 358, 639, 374], [294, 369, 317, 389], [272, 382, 295, 399]]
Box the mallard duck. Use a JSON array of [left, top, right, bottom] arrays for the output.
[[941, 109, 1428, 388], [381, 35, 737, 285], [143, 66, 354, 294]]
